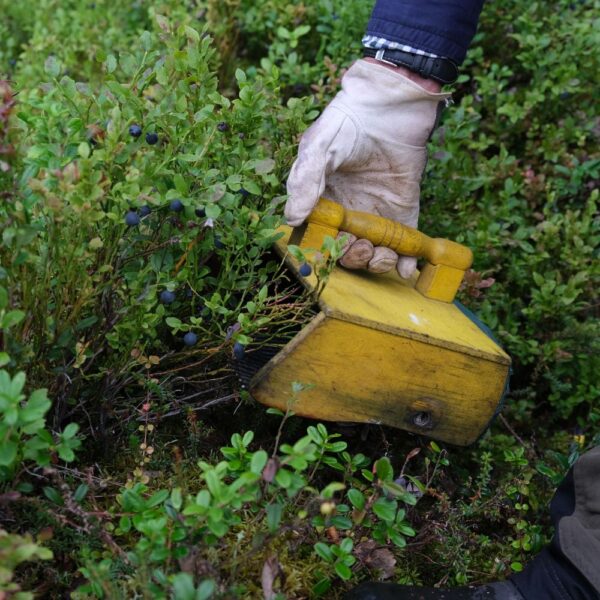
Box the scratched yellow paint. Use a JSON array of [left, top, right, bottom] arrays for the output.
[[251, 315, 508, 446], [249, 226, 511, 446]]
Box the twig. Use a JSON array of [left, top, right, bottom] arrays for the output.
[[499, 413, 526, 446]]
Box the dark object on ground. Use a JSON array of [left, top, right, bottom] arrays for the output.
[[195, 207, 206, 218], [139, 205, 151, 217], [145, 132, 159, 145], [217, 121, 229, 132], [214, 235, 224, 250], [344, 581, 522, 600], [170, 200, 184, 212]]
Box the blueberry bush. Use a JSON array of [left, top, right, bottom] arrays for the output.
[[0, 0, 598, 597]]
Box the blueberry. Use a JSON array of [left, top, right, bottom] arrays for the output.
[[145, 132, 159, 145], [160, 290, 176, 304], [195, 207, 206, 218], [125, 211, 140, 227], [299, 263, 312, 277], [233, 342, 245, 360], [129, 124, 142, 138], [183, 332, 198, 346], [217, 121, 229, 132], [170, 199, 184, 212], [139, 205, 151, 217], [214, 235, 224, 250], [238, 188, 249, 198]]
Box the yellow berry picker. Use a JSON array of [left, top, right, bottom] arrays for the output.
[[238, 198, 510, 447]]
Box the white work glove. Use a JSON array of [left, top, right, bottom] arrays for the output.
[[285, 59, 450, 278]]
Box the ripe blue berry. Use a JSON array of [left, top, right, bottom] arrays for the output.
[[195, 207, 206, 218], [214, 235, 224, 250], [170, 199, 184, 212], [145, 132, 159, 145], [238, 188, 249, 198], [183, 332, 198, 347], [129, 124, 142, 138], [299, 263, 312, 277], [125, 211, 140, 227], [217, 121, 229, 132], [139, 205, 151, 217], [160, 290, 176, 304], [233, 342, 245, 360]]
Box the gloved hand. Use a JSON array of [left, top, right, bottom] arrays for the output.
[[285, 59, 450, 278]]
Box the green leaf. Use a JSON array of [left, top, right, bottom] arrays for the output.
[[388, 528, 407, 548], [321, 482, 345, 499], [254, 158, 275, 174], [382, 481, 418, 506], [312, 577, 331, 597], [78, 142, 90, 159], [250, 450, 268, 474], [1, 310, 25, 329], [266, 502, 283, 533], [43, 486, 64, 505], [105, 54, 117, 73], [197, 580, 215, 600], [0, 440, 17, 466], [57, 446, 75, 462], [75, 316, 98, 331], [266, 408, 284, 417], [374, 457, 393, 481], [21, 389, 51, 422], [61, 423, 79, 440], [347, 489, 365, 510], [242, 431, 254, 447], [74, 484, 89, 502], [171, 572, 195, 600], [44, 56, 60, 78], [314, 542, 333, 562], [147, 489, 169, 508], [334, 561, 352, 581], [174, 174, 188, 195], [372, 498, 397, 522], [171, 487, 183, 510], [275, 468, 292, 488], [205, 470, 222, 498], [119, 516, 131, 533]]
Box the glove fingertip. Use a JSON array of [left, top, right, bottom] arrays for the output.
[[397, 256, 418, 280]]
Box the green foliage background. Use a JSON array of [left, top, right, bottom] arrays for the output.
[[0, 0, 598, 597]]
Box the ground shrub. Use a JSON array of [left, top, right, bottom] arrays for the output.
[[0, 0, 597, 597]]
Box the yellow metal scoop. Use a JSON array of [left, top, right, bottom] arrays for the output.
[[248, 199, 510, 446]]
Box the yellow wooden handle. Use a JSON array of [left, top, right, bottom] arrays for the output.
[[298, 198, 473, 303]]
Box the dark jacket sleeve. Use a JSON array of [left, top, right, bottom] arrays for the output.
[[365, 1, 485, 64]]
